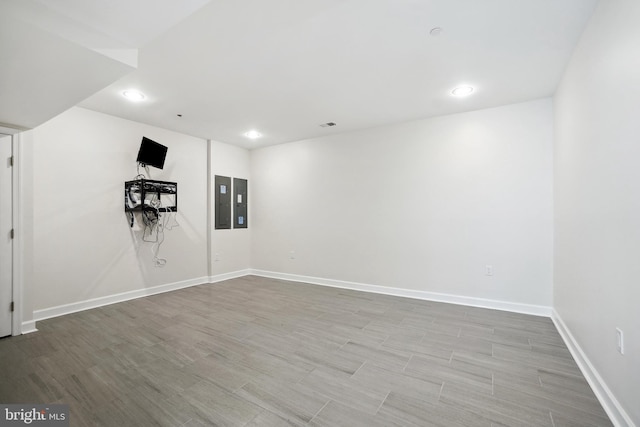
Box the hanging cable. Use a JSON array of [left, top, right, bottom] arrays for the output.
[[129, 169, 178, 267], [151, 201, 170, 267], [136, 162, 148, 179]]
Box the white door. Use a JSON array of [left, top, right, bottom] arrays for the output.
[[0, 134, 12, 337]]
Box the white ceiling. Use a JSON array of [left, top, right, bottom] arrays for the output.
[[0, 0, 210, 130], [3, 0, 598, 148]]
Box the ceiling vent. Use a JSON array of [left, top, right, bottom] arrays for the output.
[[320, 122, 337, 127]]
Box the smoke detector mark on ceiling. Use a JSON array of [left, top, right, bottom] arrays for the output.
[[320, 122, 337, 127]]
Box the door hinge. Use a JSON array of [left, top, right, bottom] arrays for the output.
[[10, 229, 14, 239], [10, 301, 14, 312], [9, 156, 13, 167]]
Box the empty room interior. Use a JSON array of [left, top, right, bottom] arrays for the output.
[[0, 0, 638, 426]]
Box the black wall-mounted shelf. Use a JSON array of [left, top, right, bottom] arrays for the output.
[[125, 179, 177, 226]]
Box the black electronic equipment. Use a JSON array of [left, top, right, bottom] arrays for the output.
[[136, 137, 167, 169]]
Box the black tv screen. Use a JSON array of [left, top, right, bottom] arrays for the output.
[[136, 137, 167, 169]]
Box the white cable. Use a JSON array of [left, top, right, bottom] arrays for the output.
[[130, 172, 178, 267]]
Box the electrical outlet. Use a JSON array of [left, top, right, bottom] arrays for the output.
[[616, 328, 624, 354], [485, 265, 494, 276], [289, 251, 296, 260], [214, 253, 220, 262]]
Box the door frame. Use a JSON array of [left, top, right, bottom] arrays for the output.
[[11, 132, 24, 335], [1, 126, 25, 336]]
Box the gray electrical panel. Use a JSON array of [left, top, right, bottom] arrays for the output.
[[234, 178, 248, 228], [214, 175, 231, 229]]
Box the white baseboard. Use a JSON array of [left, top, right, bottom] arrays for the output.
[[20, 320, 38, 334], [32, 271, 248, 323], [249, 269, 552, 317], [27, 268, 551, 328], [209, 269, 252, 284], [552, 310, 635, 427]]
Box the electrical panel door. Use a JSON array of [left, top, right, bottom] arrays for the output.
[[214, 175, 231, 229], [233, 178, 248, 228]]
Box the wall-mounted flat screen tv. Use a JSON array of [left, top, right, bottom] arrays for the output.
[[136, 137, 167, 169]]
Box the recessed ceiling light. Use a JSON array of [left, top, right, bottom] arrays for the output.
[[451, 85, 475, 97], [429, 27, 443, 36], [244, 130, 262, 139], [122, 89, 145, 101]]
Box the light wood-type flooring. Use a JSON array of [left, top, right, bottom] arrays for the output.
[[0, 276, 612, 426]]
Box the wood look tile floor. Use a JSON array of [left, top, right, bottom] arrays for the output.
[[0, 276, 612, 426]]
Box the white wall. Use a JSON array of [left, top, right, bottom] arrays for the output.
[[554, 0, 640, 424], [209, 140, 251, 275], [27, 107, 209, 312], [251, 99, 554, 308]]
